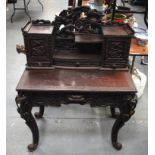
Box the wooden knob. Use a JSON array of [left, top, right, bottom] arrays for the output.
[[16, 44, 26, 54]]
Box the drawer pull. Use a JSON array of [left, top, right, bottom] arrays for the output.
[[76, 62, 80, 67], [68, 95, 85, 102]]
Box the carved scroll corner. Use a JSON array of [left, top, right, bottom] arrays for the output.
[[15, 95, 27, 104], [125, 93, 137, 107], [15, 95, 32, 120], [122, 93, 138, 119]]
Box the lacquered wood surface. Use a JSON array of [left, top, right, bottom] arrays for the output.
[[75, 34, 103, 43], [24, 23, 53, 34], [53, 50, 101, 60], [16, 69, 136, 92], [103, 26, 129, 36]]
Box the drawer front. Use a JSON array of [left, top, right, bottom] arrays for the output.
[[24, 92, 129, 107], [53, 59, 100, 67], [26, 62, 51, 67], [102, 37, 131, 68]]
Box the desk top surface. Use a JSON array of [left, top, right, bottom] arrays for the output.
[[16, 69, 136, 92]]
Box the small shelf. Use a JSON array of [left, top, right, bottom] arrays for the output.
[[53, 50, 101, 67], [75, 34, 103, 43], [53, 50, 101, 60]]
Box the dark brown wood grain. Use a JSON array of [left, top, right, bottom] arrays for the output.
[[103, 26, 128, 36], [102, 24, 134, 36], [75, 34, 103, 43], [16, 69, 136, 92], [23, 22, 53, 34]]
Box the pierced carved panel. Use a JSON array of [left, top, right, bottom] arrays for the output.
[[102, 38, 131, 68], [29, 40, 49, 57], [30, 40, 46, 56], [27, 39, 51, 63], [52, 6, 103, 38], [107, 41, 125, 58]]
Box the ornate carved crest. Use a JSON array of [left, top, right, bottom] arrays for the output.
[[52, 6, 103, 37]]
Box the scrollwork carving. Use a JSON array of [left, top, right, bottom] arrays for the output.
[[85, 9, 103, 21], [75, 18, 102, 34], [107, 41, 124, 58], [34, 106, 45, 119], [52, 6, 103, 37], [57, 24, 77, 37], [30, 40, 46, 56], [15, 91, 137, 151]]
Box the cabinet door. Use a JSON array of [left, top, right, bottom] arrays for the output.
[[102, 37, 131, 68], [24, 35, 53, 66]]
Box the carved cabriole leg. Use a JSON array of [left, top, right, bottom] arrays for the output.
[[34, 105, 45, 119], [111, 115, 125, 150], [111, 94, 137, 150], [15, 95, 39, 152]]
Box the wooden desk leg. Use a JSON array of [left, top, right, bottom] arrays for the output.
[[111, 94, 137, 150], [15, 95, 39, 152], [35, 105, 45, 119]]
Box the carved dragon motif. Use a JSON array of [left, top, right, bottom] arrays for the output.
[[52, 6, 103, 37]]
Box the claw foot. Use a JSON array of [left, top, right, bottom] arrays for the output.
[[34, 112, 43, 119], [28, 144, 38, 152], [112, 142, 122, 150]]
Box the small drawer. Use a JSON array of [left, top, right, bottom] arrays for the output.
[[53, 59, 100, 67]]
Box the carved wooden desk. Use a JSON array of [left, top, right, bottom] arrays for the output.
[[15, 6, 138, 152], [16, 68, 137, 151]]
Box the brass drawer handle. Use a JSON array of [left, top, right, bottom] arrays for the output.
[[68, 95, 85, 102]]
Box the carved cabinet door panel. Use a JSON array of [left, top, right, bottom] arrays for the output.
[[102, 37, 131, 68], [25, 35, 53, 67]]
